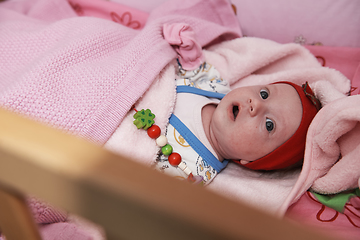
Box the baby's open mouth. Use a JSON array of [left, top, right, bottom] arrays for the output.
[[232, 105, 239, 120]]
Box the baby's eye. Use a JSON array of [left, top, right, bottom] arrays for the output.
[[266, 118, 274, 132], [260, 89, 269, 99]]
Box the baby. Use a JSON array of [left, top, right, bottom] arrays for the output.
[[136, 23, 320, 185], [151, 62, 320, 185]]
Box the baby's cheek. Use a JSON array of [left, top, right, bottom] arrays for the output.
[[242, 146, 260, 160], [236, 137, 272, 161], [227, 134, 244, 149], [230, 140, 257, 160]]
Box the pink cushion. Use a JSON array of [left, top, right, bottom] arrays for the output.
[[113, 0, 360, 47], [224, 0, 360, 47]]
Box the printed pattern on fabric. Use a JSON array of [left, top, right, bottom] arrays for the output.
[[156, 124, 217, 184], [68, 0, 148, 30], [154, 61, 230, 185], [308, 191, 360, 228], [286, 191, 360, 239], [175, 62, 230, 93]]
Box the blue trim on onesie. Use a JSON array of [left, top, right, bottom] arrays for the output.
[[169, 114, 228, 172], [176, 85, 226, 99], [171, 86, 229, 172]]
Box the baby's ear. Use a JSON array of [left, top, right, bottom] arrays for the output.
[[240, 159, 250, 165]]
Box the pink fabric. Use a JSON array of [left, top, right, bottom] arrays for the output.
[[68, 0, 149, 30], [286, 192, 360, 240], [279, 94, 360, 215], [305, 45, 360, 95], [0, 0, 240, 238], [114, 0, 360, 48], [39, 215, 106, 240], [0, 0, 241, 145], [40, 223, 94, 240], [27, 196, 67, 224], [278, 46, 360, 238], [163, 23, 205, 70], [230, 0, 360, 48]]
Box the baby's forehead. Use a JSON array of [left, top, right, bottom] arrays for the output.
[[228, 83, 300, 99], [243, 83, 297, 92], [271, 83, 301, 101]]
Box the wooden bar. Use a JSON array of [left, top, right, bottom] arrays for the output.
[[0, 108, 340, 240], [0, 186, 42, 240]]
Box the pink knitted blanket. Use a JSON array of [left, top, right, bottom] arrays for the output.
[[0, 0, 241, 145], [0, 0, 240, 239]]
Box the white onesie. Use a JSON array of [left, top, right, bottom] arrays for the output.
[[154, 62, 231, 185]]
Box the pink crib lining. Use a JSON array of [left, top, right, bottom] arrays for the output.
[[306, 45, 360, 95]]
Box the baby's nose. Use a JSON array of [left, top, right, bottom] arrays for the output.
[[248, 98, 264, 116]]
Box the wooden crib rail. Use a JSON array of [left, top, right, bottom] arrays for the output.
[[0, 108, 339, 240]]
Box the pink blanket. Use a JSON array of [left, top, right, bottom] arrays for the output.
[[0, 0, 240, 239], [0, 0, 240, 145], [280, 94, 360, 210], [306, 45, 360, 95]]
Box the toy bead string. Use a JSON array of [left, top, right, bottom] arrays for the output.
[[132, 108, 204, 185]]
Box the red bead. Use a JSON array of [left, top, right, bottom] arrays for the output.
[[147, 124, 161, 139], [168, 152, 182, 166]]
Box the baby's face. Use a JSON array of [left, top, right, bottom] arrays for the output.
[[209, 83, 302, 162]]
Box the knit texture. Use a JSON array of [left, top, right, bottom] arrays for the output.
[[0, 0, 241, 234], [0, 0, 241, 144], [27, 196, 67, 224]]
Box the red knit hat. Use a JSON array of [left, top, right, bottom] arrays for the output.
[[233, 81, 321, 170]]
